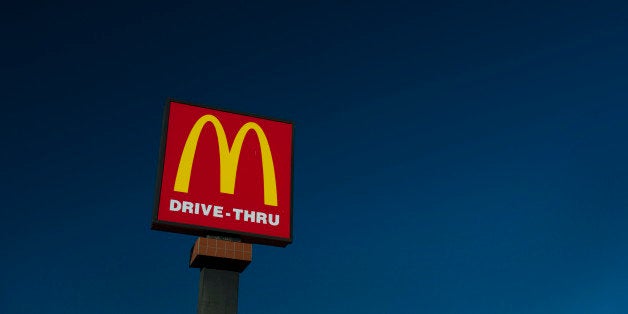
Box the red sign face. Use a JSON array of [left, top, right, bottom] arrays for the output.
[[152, 100, 293, 246]]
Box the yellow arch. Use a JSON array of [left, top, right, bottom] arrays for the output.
[[173, 114, 278, 206]]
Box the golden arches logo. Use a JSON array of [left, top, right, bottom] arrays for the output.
[[173, 115, 278, 206]]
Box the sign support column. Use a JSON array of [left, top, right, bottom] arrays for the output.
[[190, 236, 252, 314], [197, 268, 239, 314]]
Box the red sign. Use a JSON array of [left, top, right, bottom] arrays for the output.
[[152, 100, 293, 246]]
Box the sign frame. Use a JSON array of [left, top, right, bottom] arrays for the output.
[[152, 99, 294, 247]]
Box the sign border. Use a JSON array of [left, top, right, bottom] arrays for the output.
[[151, 99, 294, 247]]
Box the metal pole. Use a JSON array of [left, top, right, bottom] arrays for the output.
[[197, 268, 239, 314]]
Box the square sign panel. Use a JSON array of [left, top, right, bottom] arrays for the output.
[[152, 100, 293, 246]]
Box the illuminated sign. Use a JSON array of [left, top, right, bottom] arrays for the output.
[[152, 100, 293, 246]]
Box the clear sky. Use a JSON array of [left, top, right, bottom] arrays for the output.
[[2, 1, 628, 313]]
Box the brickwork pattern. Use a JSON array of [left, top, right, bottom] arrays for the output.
[[190, 237, 252, 270]]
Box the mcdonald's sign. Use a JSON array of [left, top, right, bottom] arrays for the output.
[[152, 100, 293, 246]]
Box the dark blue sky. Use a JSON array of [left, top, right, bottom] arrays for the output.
[[2, 1, 628, 313]]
